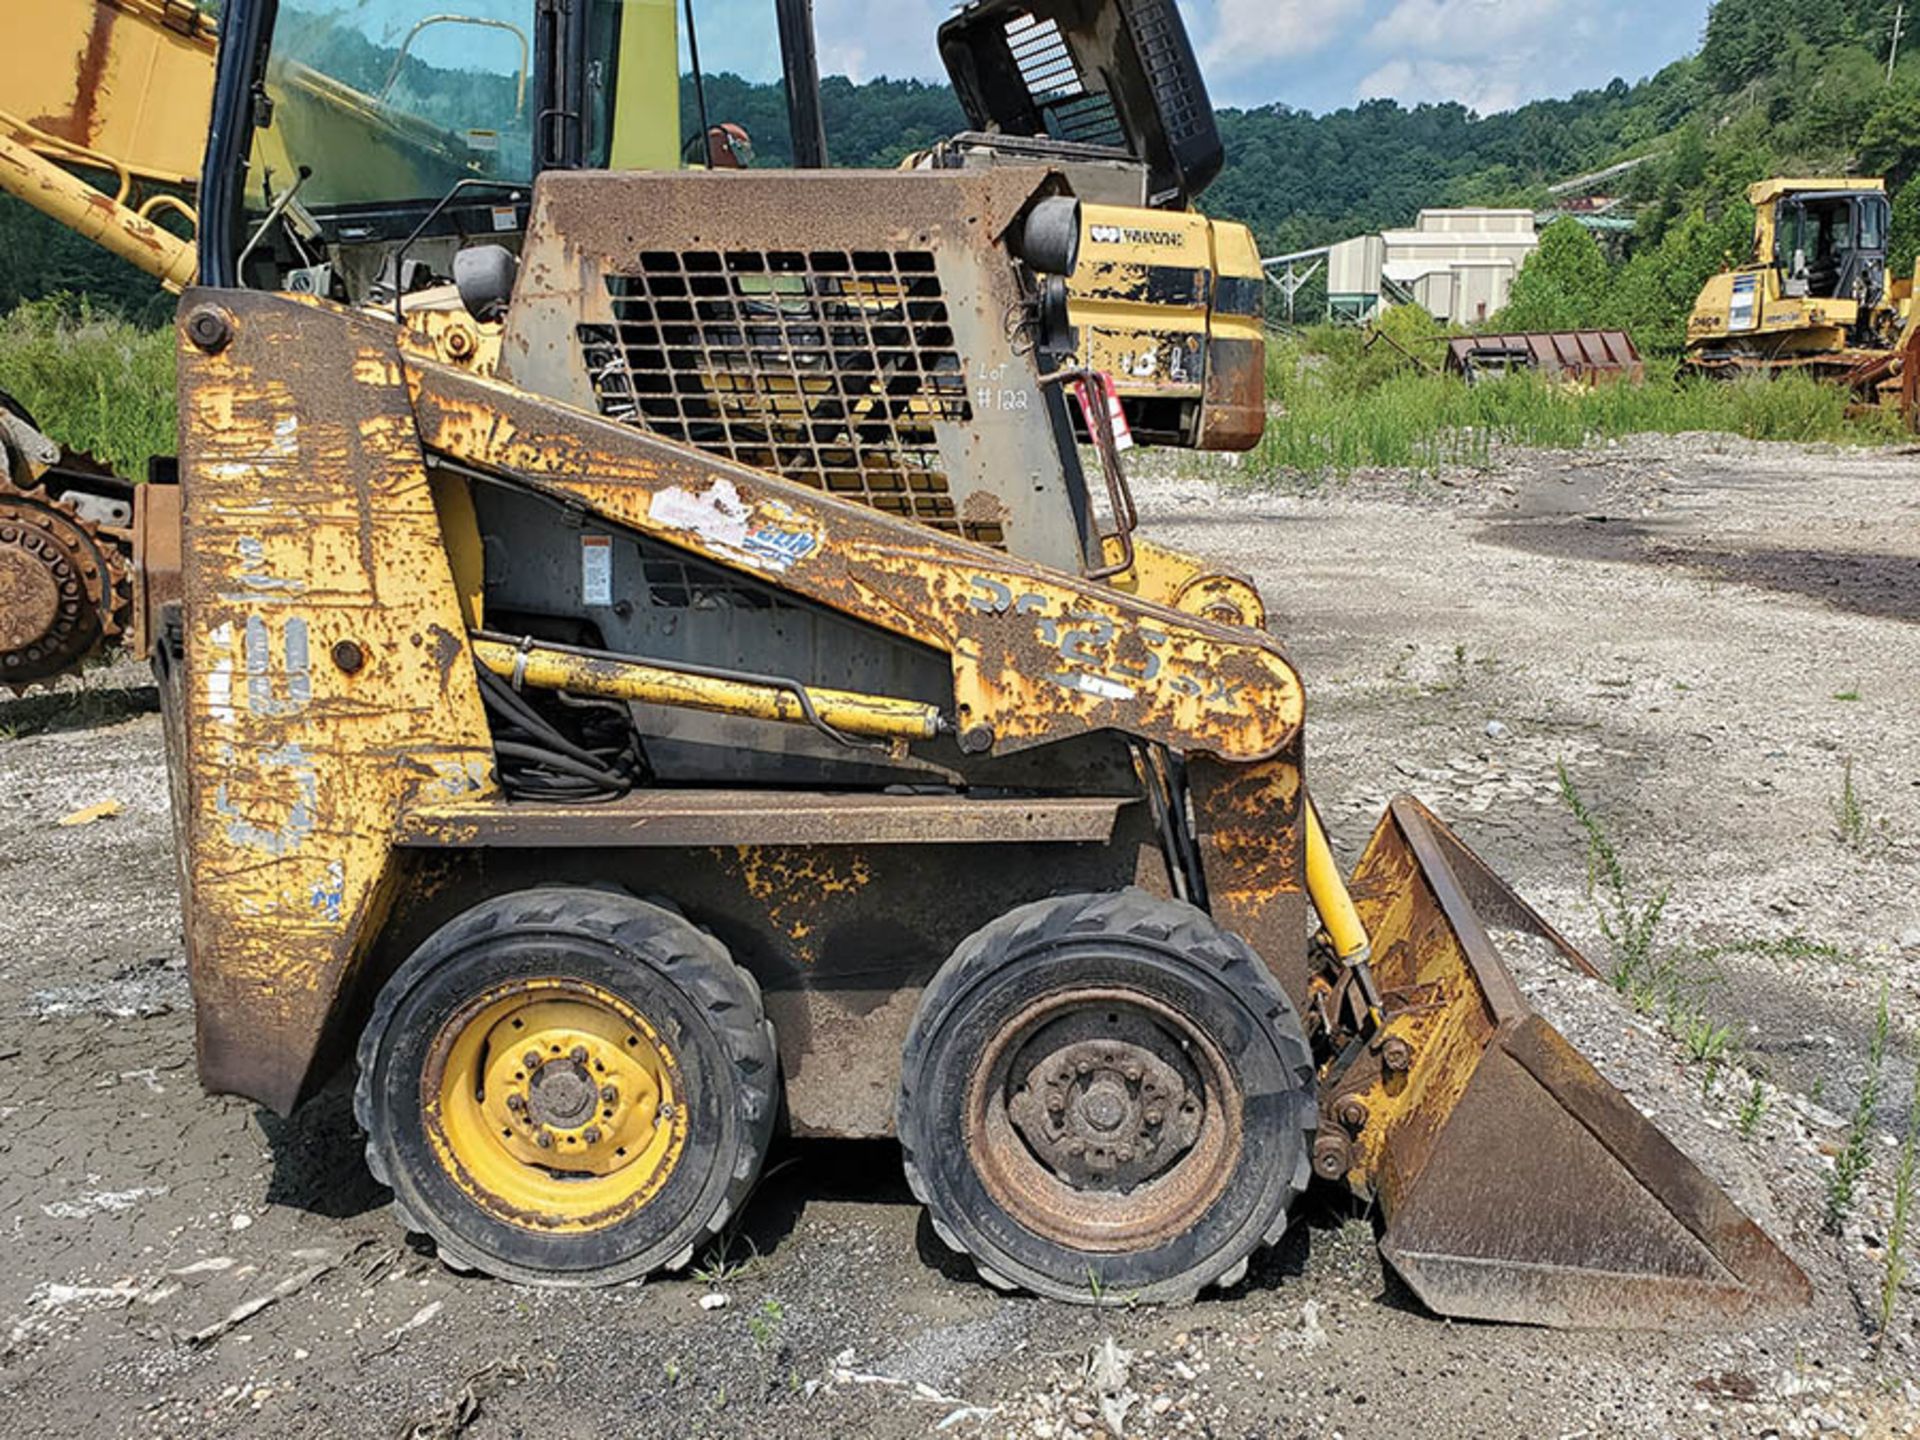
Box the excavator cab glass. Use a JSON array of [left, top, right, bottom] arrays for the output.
[[255, 2, 539, 215], [1773, 191, 1889, 303]]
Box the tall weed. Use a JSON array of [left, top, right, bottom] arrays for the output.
[[0, 297, 176, 478], [1250, 330, 1897, 485]]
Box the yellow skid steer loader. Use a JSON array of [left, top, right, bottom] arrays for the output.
[[59, 0, 1821, 1325]]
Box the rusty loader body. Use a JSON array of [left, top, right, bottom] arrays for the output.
[[114, 0, 1816, 1324], [0, 0, 1265, 692]]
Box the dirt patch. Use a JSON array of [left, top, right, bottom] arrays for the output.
[[1493, 512, 1920, 625]]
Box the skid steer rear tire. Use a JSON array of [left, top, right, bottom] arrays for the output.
[[355, 888, 777, 1286], [897, 889, 1316, 1305]]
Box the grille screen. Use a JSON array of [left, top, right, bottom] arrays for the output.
[[580, 249, 1004, 546], [1005, 13, 1127, 148], [1124, 0, 1209, 149]]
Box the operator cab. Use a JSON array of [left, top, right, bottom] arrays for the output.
[[1772, 187, 1890, 308], [204, 0, 819, 304]]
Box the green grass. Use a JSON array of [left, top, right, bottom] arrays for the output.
[[1879, 1036, 1919, 1358], [1558, 761, 1671, 994], [1247, 325, 1903, 484], [0, 297, 176, 479], [1827, 983, 1892, 1234]]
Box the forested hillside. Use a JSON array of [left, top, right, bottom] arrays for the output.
[[9, 0, 1920, 320]]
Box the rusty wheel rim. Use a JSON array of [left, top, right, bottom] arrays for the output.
[[964, 987, 1242, 1254], [422, 978, 688, 1235]]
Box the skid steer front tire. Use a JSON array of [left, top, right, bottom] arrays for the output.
[[897, 890, 1316, 1305], [355, 888, 777, 1286]]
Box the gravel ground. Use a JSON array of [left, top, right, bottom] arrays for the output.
[[1, 433, 1918, 1438]]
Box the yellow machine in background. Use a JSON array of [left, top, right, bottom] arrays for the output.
[[2, 0, 211, 290], [1688, 176, 1920, 419], [919, 0, 1268, 450]]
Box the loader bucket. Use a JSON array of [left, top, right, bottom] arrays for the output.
[[1338, 797, 1811, 1330]]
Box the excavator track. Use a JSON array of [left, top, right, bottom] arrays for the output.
[[0, 477, 133, 691], [0, 394, 135, 691]]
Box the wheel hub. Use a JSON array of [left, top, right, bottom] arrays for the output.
[[527, 1057, 597, 1129], [1007, 1024, 1204, 1191], [0, 544, 60, 651], [428, 984, 687, 1230]]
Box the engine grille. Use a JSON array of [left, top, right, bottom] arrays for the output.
[[579, 248, 1004, 546]]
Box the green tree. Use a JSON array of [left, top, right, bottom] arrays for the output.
[[1859, 88, 1920, 188], [1891, 174, 1920, 278], [1499, 218, 1611, 331], [1612, 202, 1757, 352]]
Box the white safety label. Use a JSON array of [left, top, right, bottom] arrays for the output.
[[581, 534, 613, 606]]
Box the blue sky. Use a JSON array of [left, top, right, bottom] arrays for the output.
[[689, 0, 1716, 116]]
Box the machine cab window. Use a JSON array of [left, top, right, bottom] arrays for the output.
[[1773, 189, 1890, 304]]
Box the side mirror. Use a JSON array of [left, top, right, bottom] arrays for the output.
[[454, 245, 520, 323]]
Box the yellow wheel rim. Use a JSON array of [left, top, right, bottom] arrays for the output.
[[425, 978, 688, 1233]]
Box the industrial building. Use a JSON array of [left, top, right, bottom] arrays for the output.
[[1329, 208, 1540, 323]]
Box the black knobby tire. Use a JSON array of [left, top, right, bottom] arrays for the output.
[[897, 889, 1316, 1304], [354, 888, 777, 1286]]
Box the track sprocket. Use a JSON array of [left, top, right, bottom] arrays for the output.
[[0, 480, 133, 692]]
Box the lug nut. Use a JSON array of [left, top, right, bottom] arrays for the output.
[[582, 1126, 602, 1144], [1336, 1096, 1370, 1132], [505, 1094, 526, 1113], [1144, 1107, 1163, 1126], [1046, 1092, 1066, 1113], [1313, 1133, 1351, 1179], [600, 1085, 618, 1105], [570, 1045, 589, 1064], [657, 1103, 676, 1122], [534, 1129, 553, 1149], [522, 1051, 541, 1071], [1380, 1035, 1415, 1074]]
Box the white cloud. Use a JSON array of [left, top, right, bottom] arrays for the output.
[[814, 0, 953, 83], [1200, 0, 1368, 76], [1355, 0, 1596, 112], [1363, 0, 1569, 59], [1355, 56, 1525, 113]]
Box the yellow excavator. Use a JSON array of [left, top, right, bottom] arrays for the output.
[[1, 0, 1811, 1327], [0, 0, 1264, 689], [0, 0, 211, 689], [1687, 176, 1920, 419]]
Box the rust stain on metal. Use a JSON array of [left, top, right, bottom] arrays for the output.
[[963, 988, 1243, 1254], [732, 847, 875, 952], [175, 291, 495, 1112], [407, 354, 1304, 765], [35, 0, 118, 146], [1443, 331, 1645, 385]]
